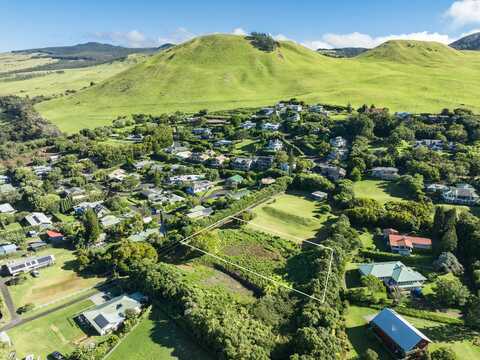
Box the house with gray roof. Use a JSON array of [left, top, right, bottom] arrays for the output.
[[358, 261, 426, 290], [4, 254, 55, 276], [24, 212, 52, 228], [370, 308, 432, 358], [0, 244, 17, 256], [0, 203, 15, 214], [371, 167, 399, 180], [441, 184, 479, 206], [81, 293, 144, 335]]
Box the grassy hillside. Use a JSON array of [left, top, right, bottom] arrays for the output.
[[35, 34, 480, 133]]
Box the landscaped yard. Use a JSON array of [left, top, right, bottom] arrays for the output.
[[108, 308, 212, 360], [353, 180, 407, 204], [345, 305, 480, 359], [248, 192, 333, 242], [7, 299, 95, 358], [8, 248, 107, 310]]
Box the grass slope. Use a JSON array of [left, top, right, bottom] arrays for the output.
[[34, 34, 480, 133]]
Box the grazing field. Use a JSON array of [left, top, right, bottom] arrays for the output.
[[0, 55, 141, 99], [8, 248, 106, 310], [36, 35, 480, 133], [0, 52, 56, 74], [345, 305, 480, 359], [353, 180, 406, 204], [7, 299, 94, 358], [248, 193, 332, 242], [108, 308, 212, 360]]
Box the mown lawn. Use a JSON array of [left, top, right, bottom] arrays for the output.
[[8, 299, 95, 358], [8, 248, 106, 310], [345, 305, 480, 359], [108, 308, 212, 360], [353, 180, 407, 204], [248, 193, 333, 242]]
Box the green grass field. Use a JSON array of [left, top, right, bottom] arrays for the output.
[[108, 308, 212, 360], [248, 193, 332, 242], [8, 299, 95, 358], [0, 55, 141, 99], [353, 180, 407, 204], [0, 52, 56, 74], [345, 305, 480, 359], [8, 248, 106, 310], [34, 35, 480, 133]]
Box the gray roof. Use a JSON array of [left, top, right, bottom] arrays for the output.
[[371, 308, 431, 352], [359, 262, 426, 283]]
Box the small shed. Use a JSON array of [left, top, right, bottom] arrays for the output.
[[0, 244, 17, 256]]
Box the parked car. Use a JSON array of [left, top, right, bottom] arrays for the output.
[[50, 351, 65, 360]]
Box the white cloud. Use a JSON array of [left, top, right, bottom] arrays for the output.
[[91, 30, 157, 47], [232, 27, 247, 36], [445, 0, 480, 27], [303, 31, 455, 50], [157, 27, 196, 44], [272, 34, 290, 41]]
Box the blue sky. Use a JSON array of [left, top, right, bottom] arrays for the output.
[[2, 0, 480, 51]]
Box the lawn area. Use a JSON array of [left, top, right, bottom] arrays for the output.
[[233, 139, 258, 155], [345, 305, 480, 359], [8, 299, 95, 358], [108, 308, 212, 360], [248, 193, 333, 242], [353, 180, 406, 204], [8, 247, 107, 310]]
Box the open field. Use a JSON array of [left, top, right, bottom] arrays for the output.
[[35, 35, 480, 133], [248, 192, 332, 242], [8, 247, 107, 310], [0, 52, 56, 74], [7, 299, 95, 358], [108, 308, 212, 360], [345, 305, 480, 359], [353, 180, 407, 204], [0, 56, 141, 99]]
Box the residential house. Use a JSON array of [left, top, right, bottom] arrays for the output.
[[28, 241, 48, 252], [311, 191, 328, 201], [0, 203, 15, 214], [187, 205, 213, 219], [228, 189, 251, 201], [81, 293, 144, 335], [327, 148, 348, 161], [49, 155, 61, 163], [330, 136, 347, 148], [260, 177, 276, 185], [317, 163, 346, 180], [209, 155, 228, 168], [267, 139, 283, 152], [175, 150, 193, 160], [108, 169, 127, 182], [414, 139, 444, 151], [0, 175, 10, 185], [4, 254, 55, 276], [24, 212, 52, 228], [370, 308, 431, 359], [46, 230, 65, 242], [214, 139, 233, 148], [100, 215, 121, 228], [241, 121, 256, 129], [358, 261, 427, 290], [128, 229, 158, 242], [165, 142, 189, 154], [285, 113, 301, 122], [167, 174, 204, 186], [258, 107, 275, 117], [62, 187, 87, 201], [186, 180, 214, 195], [371, 167, 400, 180], [395, 112, 412, 119], [74, 201, 106, 216], [425, 183, 449, 193], [384, 229, 432, 256], [287, 104, 303, 112], [32, 165, 52, 177], [0, 244, 17, 256], [126, 134, 143, 142], [310, 104, 328, 115], [133, 160, 154, 171], [231, 157, 254, 171], [192, 128, 212, 139], [189, 152, 211, 163], [141, 188, 184, 204], [442, 184, 479, 206], [254, 156, 274, 170], [225, 175, 244, 188], [262, 122, 280, 131]]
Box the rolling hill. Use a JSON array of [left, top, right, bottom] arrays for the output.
[[36, 34, 480, 133], [450, 32, 480, 51]]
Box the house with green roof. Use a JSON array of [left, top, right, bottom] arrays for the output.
[[358, 261, 426, 290], [225, 175, 244, 188]]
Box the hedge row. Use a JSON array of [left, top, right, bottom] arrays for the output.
[[359, 249, 434, 267], [367, 304, 463, 326]]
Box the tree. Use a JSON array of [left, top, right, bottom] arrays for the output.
[[362, 349, 379, 360], [430, 347, 457, 360], [361, 275, 384, 294], [464, 296, 480, 330], [433, 252, 464, 276], [434, 276, 469, 307], [189, 231, 221, 254], [83, 208, 101, 243]]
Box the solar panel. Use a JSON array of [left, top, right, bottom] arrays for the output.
[[37, 256, 53, 264], [9, 264, 25, 272], [93, 314, 110, 329]]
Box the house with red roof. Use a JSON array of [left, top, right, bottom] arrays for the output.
[[384, 229, 432, 256], [46, 230, 64, 242]]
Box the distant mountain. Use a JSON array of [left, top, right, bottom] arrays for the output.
[[317, 47, 367, 58], [450, 32, 480, 50], [8, 42, 174, 73]]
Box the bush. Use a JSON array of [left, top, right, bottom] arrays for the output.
[[17, 303, 35, 314], [430, 347, 457, 360]]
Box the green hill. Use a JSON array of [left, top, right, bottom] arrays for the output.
[[36, 35, 480, 133]]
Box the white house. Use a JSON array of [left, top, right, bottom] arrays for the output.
[[267, 139, 283, 152], [0, 203, 15, 214], [4, 254, 55, 276], [24, 212, 52, 227], [442, 184, 479, 206], [262, 122, 280, 131]]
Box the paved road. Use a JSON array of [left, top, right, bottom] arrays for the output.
[[0, 280, 20, 326]]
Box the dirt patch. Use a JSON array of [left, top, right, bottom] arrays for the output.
[[202, 269, 255, 298]]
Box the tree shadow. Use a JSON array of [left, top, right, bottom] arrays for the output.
[[346, 324, 391, 359], [149, 307, 213, 360]]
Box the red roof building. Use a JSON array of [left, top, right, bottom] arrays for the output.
[[46, 230, 64, 241], [383, 229, 432, 256]]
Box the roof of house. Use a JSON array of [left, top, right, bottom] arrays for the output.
[[359, 262, 426, 283], [0, 203, 15, 213], [82, 293, 144, 334], [24, 212, 52, 226], [46, 230, 64, 238], [370, 308, 432, 353], [0, 244, 17, 252], [389, 234, 432, 248], [227, 175, 244, 183]]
